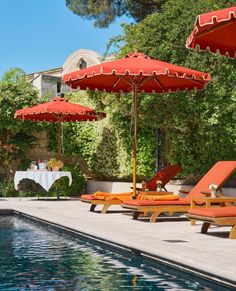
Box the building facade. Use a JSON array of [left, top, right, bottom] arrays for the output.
[[27, 48, 114, 98]]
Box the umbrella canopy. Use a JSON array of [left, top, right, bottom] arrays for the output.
[[63, 52, 211, 197], [15, 96, 105, 122], [186, 6, 236, 58], [15, 96, 106, 160]]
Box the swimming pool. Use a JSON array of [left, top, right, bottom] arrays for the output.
[[0, 215, 232, 290]]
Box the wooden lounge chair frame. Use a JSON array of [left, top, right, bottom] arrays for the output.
[[81, 191, 174, 214], [123, 196, 236, 223], [81, 197, 124, 214], [123, 203, 190, 223], [188, 197, 236, 239], [121, 161, 236, 222], [136, 164, 182, 191], [80, 165, 181, 213]]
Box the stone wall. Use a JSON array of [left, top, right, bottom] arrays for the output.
[[26, 131, 93, 177], [27, 131, 55, 161]]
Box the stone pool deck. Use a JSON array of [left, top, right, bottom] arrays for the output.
[[0, 197, 235, 288]]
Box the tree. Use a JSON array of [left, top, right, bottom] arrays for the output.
[[65, 0, 166, 28], [101, 0, 236, 178], [65, 0, 236, 179], [0, 68, 42, 178]]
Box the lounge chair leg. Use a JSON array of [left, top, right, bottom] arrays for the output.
[[101, 204, 110, 214], [132, 211, 140, 220], [150, 212, 161, 223], [201, 222, 211, 234], [139, 212, 148, 217], [90, 204, 97, 212], [191, 219, 196, 226], [229, 225, 236, 239]]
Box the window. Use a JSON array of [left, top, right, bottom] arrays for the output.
[[77, 58, 87, 69]]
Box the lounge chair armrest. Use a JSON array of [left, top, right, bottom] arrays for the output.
[[204, 197, 236, 207], [200, 191, 212, 197], [178, 189, 190, 195], [191, 197, 207, 208], [191, 196, 236, 208]]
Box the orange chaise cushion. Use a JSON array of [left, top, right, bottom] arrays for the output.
[[123, 198, 189, 207], [188, 206, 236, 218], [81, 192, 133, 202], [137, 194, 179, 201], [81, 194, 95, 200], [93, 191, 132, 202]]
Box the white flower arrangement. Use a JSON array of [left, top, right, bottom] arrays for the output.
[[209, 184, 218, 191], [209, 183, 218, 198]]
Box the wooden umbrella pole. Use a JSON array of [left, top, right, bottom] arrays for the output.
[[58, 121, 61, 161], [57, 121, 61, 199], [132, 83, 138, 199]]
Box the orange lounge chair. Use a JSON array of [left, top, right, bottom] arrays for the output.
[[80, 165, 181, 213], [122, 161, 236, 222], [188, 206, 236, 239], [138, 164, 182, 191]]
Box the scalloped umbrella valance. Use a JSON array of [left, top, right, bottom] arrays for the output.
[[63, 52, 211, 198], [15, 96, 106, 161], [186, 6, 236, 58]]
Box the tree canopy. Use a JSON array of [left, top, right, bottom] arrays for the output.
[[0, 68, 43, 178], [123, 0, 236, 177], [66, 0, 166, 27]]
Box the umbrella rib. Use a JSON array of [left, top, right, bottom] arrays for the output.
[[126, 73, 137, 85], [139, 75, 155, 86], [153, 77, 165, 89], [186, 77, 206, 86], [195, 18, 236, 39], [112, 77, 122, 89], [114, 75, 133, 88]]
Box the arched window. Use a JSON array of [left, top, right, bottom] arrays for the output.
[[77, 58, 87, 69]]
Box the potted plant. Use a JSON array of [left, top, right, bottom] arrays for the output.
[[209, 183, 218, 198], [37, 159, 47, 170], [47, 159, 63, 171]]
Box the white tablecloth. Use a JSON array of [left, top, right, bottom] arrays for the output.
[[14, 171, 72, 192]]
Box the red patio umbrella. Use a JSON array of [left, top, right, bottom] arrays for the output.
[[186, 6, 236, 58], [63, 52, 211, 197], [15, 96, 106, 161]]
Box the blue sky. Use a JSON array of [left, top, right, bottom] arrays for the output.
[[0, 0, 130, 77]]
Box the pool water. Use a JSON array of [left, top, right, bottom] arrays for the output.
[[0, 215, 231, 290]]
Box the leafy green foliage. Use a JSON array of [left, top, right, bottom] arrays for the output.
[[66, 0, 166, 28], [47, 0, 236, 180], [48, 164, 86, 197], [114, 0, 236, 177], [0, 177, 18, 197], [47, 89, 157, 180], [0, 68, 43, 178]]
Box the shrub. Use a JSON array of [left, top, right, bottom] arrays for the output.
[[0, 177, 18, 197], [48, 163, 86, 198]]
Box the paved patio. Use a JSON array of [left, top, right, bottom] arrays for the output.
[[0, 197, 235, 288]]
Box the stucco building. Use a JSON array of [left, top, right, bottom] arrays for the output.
[[27, 48, 114, 98]]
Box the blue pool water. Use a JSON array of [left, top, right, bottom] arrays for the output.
[[0, 215, 232, 290]]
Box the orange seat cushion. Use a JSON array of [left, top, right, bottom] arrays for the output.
[[188, 206, 236, 218], [81, 194, 95, 200], [123, 198, 190, 207]]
